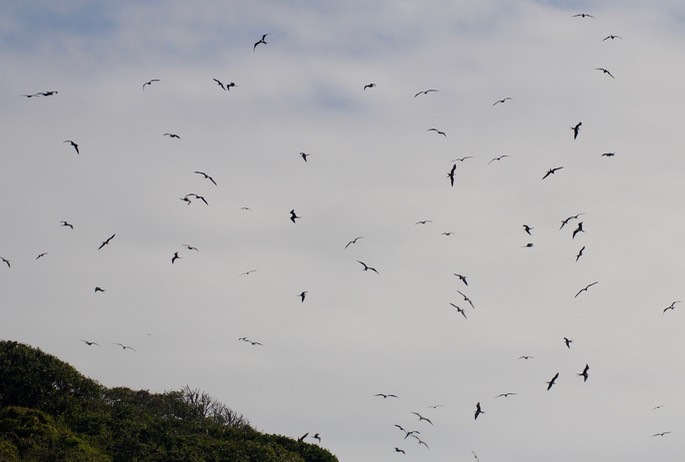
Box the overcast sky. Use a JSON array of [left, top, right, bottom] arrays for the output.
[[2, 0, 685, 460]]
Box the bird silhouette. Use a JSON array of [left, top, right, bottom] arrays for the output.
[[560, 213, 584, 230], [171, 252, 180, 264], [163, 133, 180, 139], [595, 67, 615, 78], [39, 91, 58, 96], [213, 78, 227, 90], [290, 209, 301, 223], [414, 89, 438, 98], [652, 432, 671, 437], [80, 340, 100, 346], [523, 224, 533, 235], [394, 447, 406, 454], [575, 246, 585, 262], [542, 166, 564, 180], [253, 33, 270, 51], [60, 220, 74, 229], [63, 140, 79, 154], [374, 393, 398, 399], [1, 257, 10, 268], [457, 290, 475, 309], [411, 412, 433, 425], [451, 156, 473, 162], [493, 97, 512, 105], [572, 13, 594, 18], [450, 303, 467, 319], [313, 433, 321, 443], [94, 287, 106, 293], [488, 154, 510, 164], [601, 152, 615, 157], [495, 392, 517, 398], [575, 281, 598, 298], [357, 260, 379, 274], [98, 233, 116, 250], [571, 122, 582, 139], [518, 355, 534, 360], [572, 222, 584, 239], [142, 79, 160, 90], [474, 402, 484, 420], [427, 128, 447, 138], [602, 35, 622, 41], [447, 164, 456, 187], [578, 364, 590, 382], [35, 252, 48, 260], [298, 291, 308, 303], [297, 432, 308, 443], [239, 269, 257, 276], [564, 337, 574, 349], [453, 273, 468, 286], [546, 372, 559, 390], [415, 220, 432, 225], [194, 171, 217, 185], [183, 244, 199, 252], [663, 301, 680, 315], [345, 236, 363, 249], [363, 83, 376, 90], [113, 342, 137, 351], [185, 193, 208, 205], [299, 152, 310, 162]]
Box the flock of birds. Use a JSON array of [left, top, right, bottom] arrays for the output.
[[5, 8, 682, 461]]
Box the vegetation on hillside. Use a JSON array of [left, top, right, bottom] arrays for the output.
[[0, 341, 337, 462]]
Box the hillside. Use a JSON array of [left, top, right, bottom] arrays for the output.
[[0, 341, 338, 462]]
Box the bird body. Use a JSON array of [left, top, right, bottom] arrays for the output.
[[143, 79, 160, 90], [427, 128, 447, 138], [357, 260, 379, 274], [578, 364, 589, 382], [546, 372, 559, 390], [253, 33, 270, 51], [345, 236, 363, 249], [575, 281, 598, 298], [63, 140, 79, 154], [414, 89, 438, 98], [290, 209, 301, 223], [542, 166, 564, 180], [448, 164, 456, 187], [411, 411, 433, 425], [571, 122, 582, 139], [474, 402, 484, 420], [98, 233, 116, 250]]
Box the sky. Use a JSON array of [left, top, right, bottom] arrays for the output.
[[2, 0, 685, 460]]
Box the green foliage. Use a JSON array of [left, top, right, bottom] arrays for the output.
[[0, 341, 339, 462]]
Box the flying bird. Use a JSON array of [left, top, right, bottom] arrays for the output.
[[518, 355, 534, 360], [546, 372, 559, 390], [453, 273, 468, 286], [357, 260, 379, 274], [495, 392, 517, 398], [595, 67, 615, 78], [60, 220, 74, 229], [239, 269, 257, 276], [601, 152, 615, 157], [523, 242, 534, 248], [171, 252, 180, 264], [560, 213, 584, 230], [253, 33, 270, 51], [183, 244, 199, 252], [575, 246, 585, 262], [312, 433, 321, 443], [39, 91, 58, 96], [488, 154, 509, 164], [474, 402, 484, 420], [493, 97, 512, 105], [572, 221, 584, 239], [142, 79, 160, 90], [571, 122, 582, 140], [80, 340, 99, 346], [563, 337, 574, 349], [663, 301, 680, 314], [297, 433, 308, 443], [447, 164, 456, 187], [394, 447, 406, 454], [163, 133, 180, 139], [523, 224, 533, 235], [185, 193, 208, 205], [575, 281, 599, 298], [652, 432, 671, 437], [415, 220, 432, 225], [602, 35, 622, 41], [572, 13, 595, 18], [213, 78, 227, 90], [94, 287, 106, 293], [457, 290, 475, 309], [113, 342, 137, 351], [427, 128, 447, 138], [345, 236, 363, 249], [194, 171, 217, 185], [299, 152, 310, 162], [298, 291, 308, 303], [35, 252, 48, 260], [411, 412, 433, 425], [451, 156, 473, 162], [578, 364, 590, 382], [290, 209, 301, 223], [450, 303, 467, 319], [98, 233, 116, 250], [363, 83, 376, 90], [374, 393, 398, 399], [542, 166, 564, 180], [1, 257, 10, 268], [63, 140, 79, 154], [414, 89, 438, 98]]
